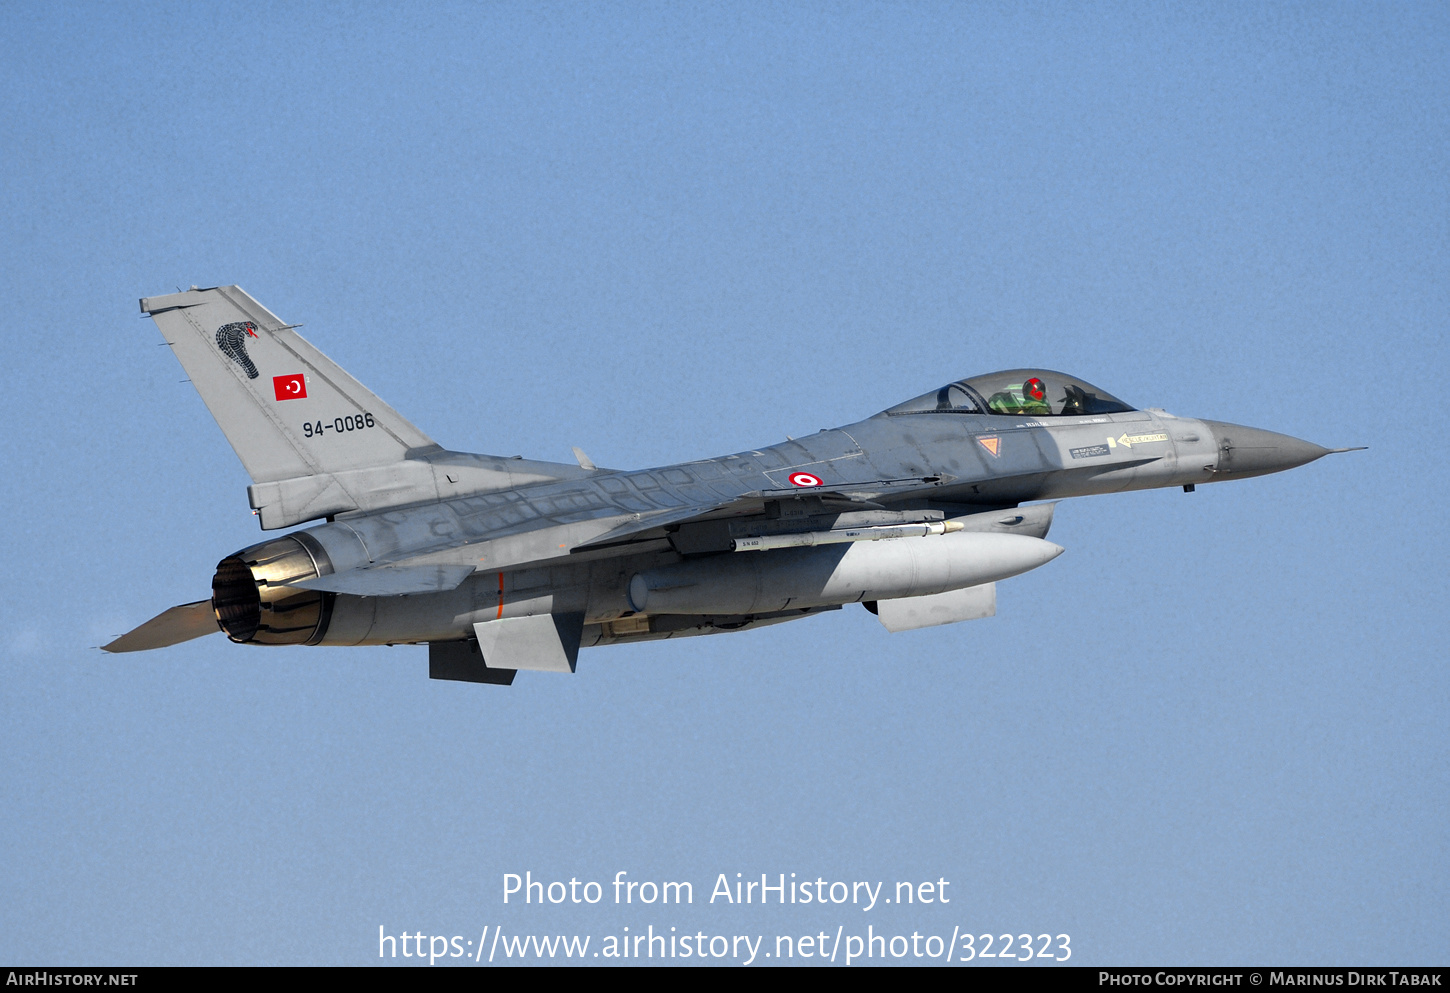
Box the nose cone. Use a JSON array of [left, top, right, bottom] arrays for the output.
[[1199, 420, 1334, 480]]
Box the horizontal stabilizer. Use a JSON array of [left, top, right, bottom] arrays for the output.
[[288, 565, 476, 596], [873, 584, 997, 632], [104, 600, 220, 653]]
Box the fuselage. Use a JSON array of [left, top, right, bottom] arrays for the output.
[[223, 401, 1309, 650], [112, 287, 1349, 669]]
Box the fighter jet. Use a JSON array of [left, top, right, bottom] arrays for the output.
[[105, 286, 1359, 684]]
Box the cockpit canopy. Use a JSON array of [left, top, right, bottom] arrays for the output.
[[885, 369, 1135, 418]]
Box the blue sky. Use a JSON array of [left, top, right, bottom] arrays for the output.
[[1, 1, 1445, 966]]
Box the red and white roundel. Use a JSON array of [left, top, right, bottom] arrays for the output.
[[789, 472, 822, 488]]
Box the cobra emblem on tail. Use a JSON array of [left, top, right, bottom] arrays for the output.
[[216, 321, 260, 379]]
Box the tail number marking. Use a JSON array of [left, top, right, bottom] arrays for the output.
[[302, 413, 375, 438]]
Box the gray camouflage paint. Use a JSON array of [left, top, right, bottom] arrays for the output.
[[107, 286, 1351, 670]]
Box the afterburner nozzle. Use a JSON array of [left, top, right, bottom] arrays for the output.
[[212, 534, 334, 645]]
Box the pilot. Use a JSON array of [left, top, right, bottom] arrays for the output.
[[988, 377, 1052, 415]]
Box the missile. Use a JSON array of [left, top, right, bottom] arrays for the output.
[[732, 519, 965, 551]]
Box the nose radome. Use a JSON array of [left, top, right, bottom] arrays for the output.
[[1199, 420, 1335, 480]]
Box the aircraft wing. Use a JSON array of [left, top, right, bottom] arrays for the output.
[[569, 500, 774, 550], [570, 477, 944, 551], [254, 472, 958, 586]]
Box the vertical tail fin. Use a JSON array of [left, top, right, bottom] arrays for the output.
[[142, 285, 437, 484]]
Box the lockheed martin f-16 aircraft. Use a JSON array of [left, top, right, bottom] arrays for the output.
[[106, 286, 1359, 684]]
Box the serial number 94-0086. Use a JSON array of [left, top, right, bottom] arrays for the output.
[[303, 413, 375, 438]]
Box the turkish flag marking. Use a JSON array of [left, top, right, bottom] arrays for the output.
[[273, 374, 307, 401]]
